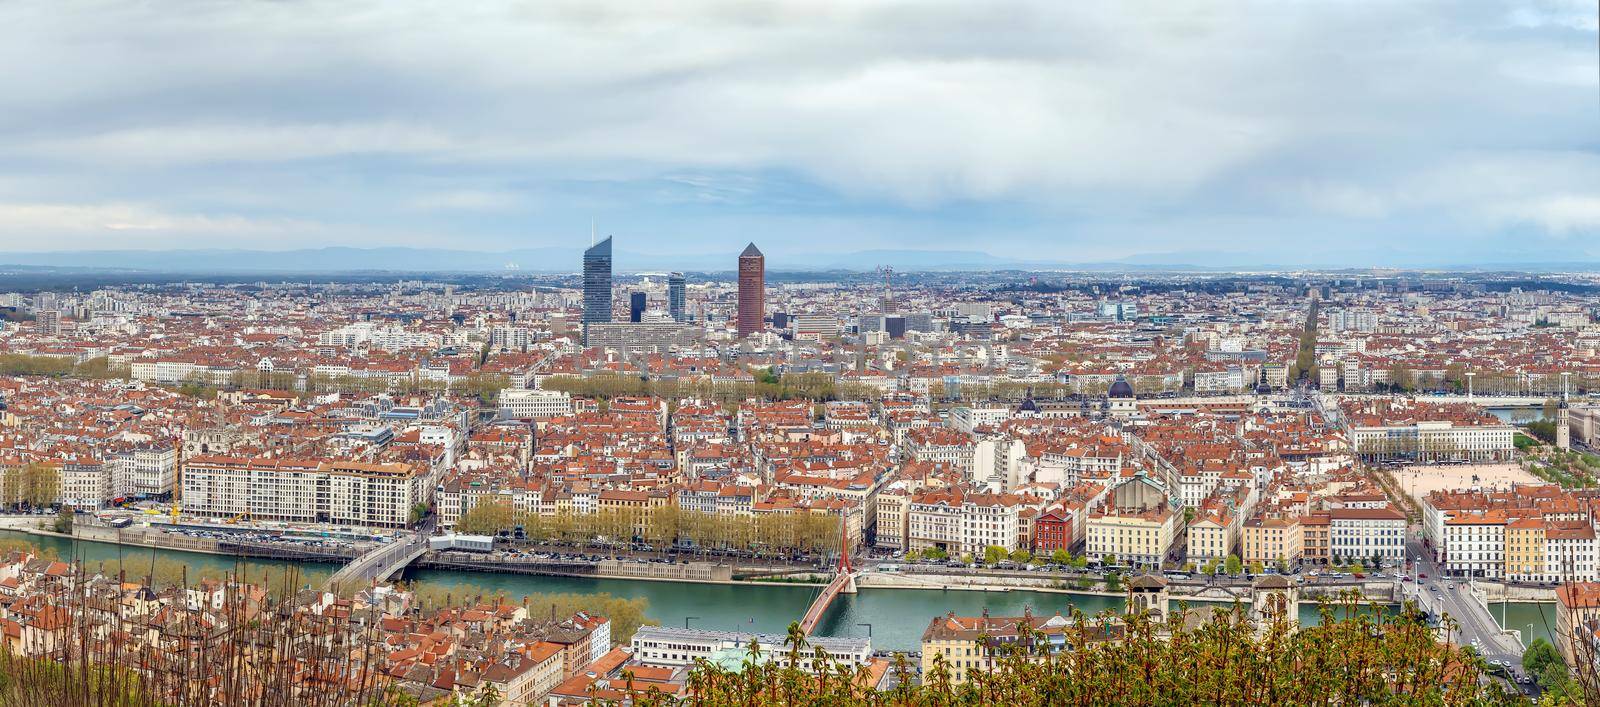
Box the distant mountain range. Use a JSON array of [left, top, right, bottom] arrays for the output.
[[0, 246, 1595, 274]]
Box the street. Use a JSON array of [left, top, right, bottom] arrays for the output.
[[1406, 536, 1536, 696]]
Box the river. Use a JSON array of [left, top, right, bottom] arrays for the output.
[[0, 530, 1549, 653]]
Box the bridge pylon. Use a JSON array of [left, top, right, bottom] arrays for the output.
[[836, 513, 857, 594]]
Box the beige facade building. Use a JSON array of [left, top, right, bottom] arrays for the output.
[[1242, 516, 1304, 565], [1505, 518, 1545, 582], [182, 455, 429, 528], [1085, 474, 1176, 566]]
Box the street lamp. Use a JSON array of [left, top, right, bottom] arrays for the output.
[[857, 622, 873, 639], [685, 616, 699, 630]]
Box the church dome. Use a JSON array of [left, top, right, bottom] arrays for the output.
[[1107, 374, 1135, 399]]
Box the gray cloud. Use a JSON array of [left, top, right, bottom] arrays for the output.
[[0, 0, 1594, 261]]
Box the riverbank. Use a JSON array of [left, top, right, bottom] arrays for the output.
[[0, 529, 1562, 653], [421, 554, 739, 584]]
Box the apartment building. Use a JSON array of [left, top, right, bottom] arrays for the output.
[[1085, 475, 1177, 566], [874, 486, 910, 551], [1186, 512, 1234, 563], [921, 611, 1072, 685], [497, 388, 574, 420], [1241, 515, 1304, 565], [948, 405, 1010, 434], [111, 446, 178, 498], [182, 455, 428, 528], [1328, 507, 1406, 567], [59, 461, 110, 509], [1033, 504, 1075, 553], [1345, 400, 1514, 463], [1505, 518, 1545, 582], [1441, 511, 1506, 578], [631, 626, 869, 671], [1301, 513, 1330, 565], [1545, 521, 1598, 583], [903, 427, 976, 475], [906, 488, 1030, 556], [1555, 582, 1600, 668]]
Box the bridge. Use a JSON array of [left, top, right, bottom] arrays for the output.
[[1401, 539, 1529, 673], [323, 531, 427, 591], [797, 517, 857, 635]]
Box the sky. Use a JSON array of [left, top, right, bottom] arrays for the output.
[[0, 0, 1596, 267]]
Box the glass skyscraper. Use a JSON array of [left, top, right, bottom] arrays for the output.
[[668, 272, 686, 322], [629, 291, 646, 322], [582, 236, 613, 344]]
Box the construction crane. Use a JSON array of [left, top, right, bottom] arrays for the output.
[[876, 265, 894, 312]]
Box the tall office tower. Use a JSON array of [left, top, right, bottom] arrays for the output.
[[582, 236, 613, 345], [737, 243, 765, 337], [668, 272, 686, 322], [629, 292, 647, 323]]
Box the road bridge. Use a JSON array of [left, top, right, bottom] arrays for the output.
[[324, 532, 427, 591], [1403, 538, 1530, 678]]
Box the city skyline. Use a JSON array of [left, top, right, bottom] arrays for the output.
[[3, 2, 1600, 703], [0, 2, 1594, 266]]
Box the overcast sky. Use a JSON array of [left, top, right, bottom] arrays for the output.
[[0, 0, 1596, 265]]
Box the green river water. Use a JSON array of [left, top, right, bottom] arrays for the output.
[[0, 530, 1550, 653]]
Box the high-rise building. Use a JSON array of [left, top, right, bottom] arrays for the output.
[[629, 292, 647, 323], [34, 310, 61, 336], [668, 272, 686, 323], [737, 243, 765, 337], [582, 236, 613, 344]]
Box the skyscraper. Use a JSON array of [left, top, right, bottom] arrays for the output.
[[737, 243, 764, 337], [668, 272, 686, 323], [629, 292, 646, 322], [582, 236, 613, 344]]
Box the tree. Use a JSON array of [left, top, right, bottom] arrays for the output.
[[1050, 548, 1072, 566], [1224, 554, 1243, 576], [983, 545, 1008, 565], [1249, 560, 1265, 575], [1387, 364, 1415, 392], [19, 463, 58, 508], [1523, 638, 1580, 703], [459, 373, 512, 406], [51, 507, 72, 534], [923, 547, 947, 561], [410, 502, 430, 525], [1522, 637, 1562, 678], [455, 501, 514, 535], [1009, 549, 1032, 564]]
